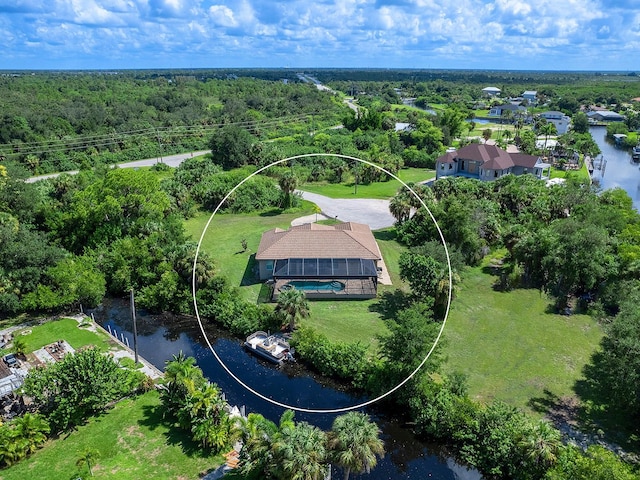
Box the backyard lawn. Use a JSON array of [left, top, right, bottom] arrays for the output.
[[300, 167, 435, 199], [443, 254, 603, 414], [14, 317, 116, 353], [0, 391, 221, 480]]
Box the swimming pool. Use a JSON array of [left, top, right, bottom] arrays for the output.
[[283, 280, 345, 292]]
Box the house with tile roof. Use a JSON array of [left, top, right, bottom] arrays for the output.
[[435, 143, 551, 182], [256, 222, 382, 299]]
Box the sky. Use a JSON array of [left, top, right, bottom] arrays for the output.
[[0, 0, 639, 71]]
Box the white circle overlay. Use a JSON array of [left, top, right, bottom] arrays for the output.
[[192, 153, 452, 414]]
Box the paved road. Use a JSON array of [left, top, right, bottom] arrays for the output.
[[297, 191, 395, 230], [25, 150, 210, 183]]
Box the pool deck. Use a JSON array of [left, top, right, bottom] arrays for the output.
[[273, 278, 377, 300]]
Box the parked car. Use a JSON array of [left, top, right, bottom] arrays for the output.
[[3, 353, 18, 367]]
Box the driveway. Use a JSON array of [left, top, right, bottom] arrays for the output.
[[297, 191, 395, 231]]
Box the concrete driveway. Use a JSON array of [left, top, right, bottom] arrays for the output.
[[297, 191, 395, 230]]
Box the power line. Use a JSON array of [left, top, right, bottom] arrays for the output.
[[0, 114, 317, 158]]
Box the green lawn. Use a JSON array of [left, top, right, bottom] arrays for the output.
[[1, 318, 117, 357], [300, 167, 435, 199], [443, 256, 603, 414], [0, 391, 221, 480], [549, 162, 591, 183]]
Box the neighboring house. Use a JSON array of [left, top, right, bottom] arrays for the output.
[[255, 222, 382, 299], [394, 122, 412, 132], [482, 86, 501, 97], [522, 90, 537, 103], [539, 111, 571, 134], [435, 143, 551, 182], [587, 110, 625, 122], [488, 104, 526, 117]]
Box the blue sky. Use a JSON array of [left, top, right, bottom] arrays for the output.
[[0, 0, 639, 71]]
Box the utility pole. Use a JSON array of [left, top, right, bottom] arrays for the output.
[[156, 128, 163, 164], [354, 161, 358, 195], [130, 289, 139, 365]]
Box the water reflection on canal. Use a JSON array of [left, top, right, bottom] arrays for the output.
[[91, 298, 482, 480], [590, 126, 640, 211]]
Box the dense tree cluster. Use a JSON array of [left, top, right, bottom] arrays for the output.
[[0, 72, 345, 175], [237, 409, 384, 480], [160, 353, 235, 452], [21, 347, 149, 432]]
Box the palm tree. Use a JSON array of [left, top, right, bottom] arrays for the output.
[[76, 448, 100, 477], [518, 420, 562, 474], [540, 122, 557, 154], [275, 288, 310, 331], [238, 409, 296, 478], [164, 352, 204, 388], [279, 171, 299, 209], [237, 413, 277, 476], [389, 193, 411, 224], [169, 243, 215, 286], [12, 337, 27, 358], [12, 413, 49, 455], [273, 421, 327, 480], [162, 352, 206, 422], [502, 128, 512, 146], [328, 412, 385, 480], [188, 382, 233, 451]]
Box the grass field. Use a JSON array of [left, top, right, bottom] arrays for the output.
[[0, 391, 221, 480], [16, 318, 116, 353], [443, 255, 603, 414], [300, 167, 435, 199]]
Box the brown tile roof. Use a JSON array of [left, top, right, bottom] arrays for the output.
[[436, 144, 542, 171], [510, 153, 541, 168], [256, 222, 382, 261]]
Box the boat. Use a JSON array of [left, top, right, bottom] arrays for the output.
[[244, 331, 294, 365], [632, 144, 640, 161]]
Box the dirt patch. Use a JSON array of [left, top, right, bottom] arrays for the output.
[[544, 395, 581, 429]]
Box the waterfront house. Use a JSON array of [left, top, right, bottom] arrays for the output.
[[435, 143, 551, 182], [539, 111, 571, 134], [489, 104, 527, 118], [587, 110, 625, 122], [256, 222, 382, 299]]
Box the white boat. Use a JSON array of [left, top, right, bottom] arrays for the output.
[[632, 144, 640, 161], [244, 331, 294, 364]]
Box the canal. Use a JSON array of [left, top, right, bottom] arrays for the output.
[[91, 298, 482, 480], [590, 126, 640, 211]]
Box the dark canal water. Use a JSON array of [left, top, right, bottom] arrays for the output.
[[90, 298, 482, 480], [590, 126, 640, 211]]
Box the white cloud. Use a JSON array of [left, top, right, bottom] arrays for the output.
[[0, 0, 636, 70], [209, 5, 237, 27]]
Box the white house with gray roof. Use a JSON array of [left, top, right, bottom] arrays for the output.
[[540, 111, 571, 134]]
